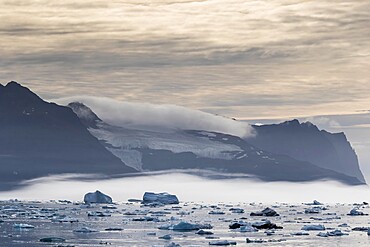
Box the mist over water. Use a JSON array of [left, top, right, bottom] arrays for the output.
[[1, 173, 368, 204]]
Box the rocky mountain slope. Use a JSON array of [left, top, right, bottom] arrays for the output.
[[68, 102, 364, 185], [248, 120, 365, 183], [0, 82, 135, 188]]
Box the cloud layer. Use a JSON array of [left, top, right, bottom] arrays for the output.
[[1, 0, 370, 119], [56, 96, 254, 137]]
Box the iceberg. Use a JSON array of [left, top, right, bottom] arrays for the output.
[[73, 226, 98, 233], [142, 192, 179, 205], [209, 240, 237, 245], [301, 225, 326, 231], [83, 190, 113, 204], [347, 208, 368, 216], [250, 207, 279, 217]]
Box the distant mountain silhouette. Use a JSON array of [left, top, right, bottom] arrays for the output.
[[0, 81, 364, 190], [0, 81, 135, 189], [69, 102, 364, 185], [248, 120, 365, 183]]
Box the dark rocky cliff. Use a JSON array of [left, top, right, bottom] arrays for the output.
[[248, 119, 365, 183], [0, 81, 135, 188]]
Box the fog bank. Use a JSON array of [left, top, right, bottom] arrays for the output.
[[0, 173, 368, 204]]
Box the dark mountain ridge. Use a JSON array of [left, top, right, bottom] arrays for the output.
[[0, 81, 365, 189], [69, 102, 365, 185], [0, 81, 135, 189], [248, 119, 365, 183]]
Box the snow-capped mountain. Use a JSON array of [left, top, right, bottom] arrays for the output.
[[0, 81, 364, 188], [68, 102, 364, 185]]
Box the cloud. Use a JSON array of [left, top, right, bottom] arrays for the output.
[[1, 0, 370, 120], [304, 116, 341, 130], [55, 96, 254, 138]]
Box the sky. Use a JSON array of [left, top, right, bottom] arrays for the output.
[[1, 1, 370, 179], [1, 0, 370, 119]]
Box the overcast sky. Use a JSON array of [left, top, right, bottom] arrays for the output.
[[1, 0, 370, 120]]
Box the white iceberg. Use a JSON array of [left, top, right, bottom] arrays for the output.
[[83, 190, 112, 204], [301, 224, 326, 231], [143, 192, 179, 205]]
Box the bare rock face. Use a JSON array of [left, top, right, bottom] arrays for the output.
[[248, 119, 365, 183], [0, 81, 136, 189]]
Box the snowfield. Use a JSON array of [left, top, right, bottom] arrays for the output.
[[90, 124, 243, 171]]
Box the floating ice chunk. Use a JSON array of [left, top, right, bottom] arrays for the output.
[[338, 223, 349, 228], [239, 224, 258, 232], [13, 223, 35, 229], [172, 222, 198, 232], [105, 227, 123, 231], [229, 220, 281, 230], [348, 208, 368, 216], [229, 222, 245, 229], [52, 215, 79, 223], [159, 234, 172, 240], [291, 232, 309, 236], [128, 198, 142, 203], [159, 221, 212, 231], [246, 238, 265, 243], [252, 220, 283, 230], [312, 200, 323, 205], [250, 207, 279, 217], [165, 243, 181, 247], [84, 190, 112, 204], [209, 240, 237, 245], [229, 208, 244, 214], [304, 207, 321, 214], [317, 230, 348, 237], [301, 225, 325, 231], [133, 216, 159, 222], [143, 192, 179, 205], [317, 232, 329, 237], [352, 227, 369, 232], [208, 210, 225, 215], [158, 224, 172, 230], [87, 211, 111, 217], [39, 237, 66, 243], [246, 238, 286, 243], [196, 229, 214, 235], [73, 226, 98, 233], [102, 205, 117, 209]]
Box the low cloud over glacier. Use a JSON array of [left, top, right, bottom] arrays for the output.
[[55, 96, 254, 138]]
